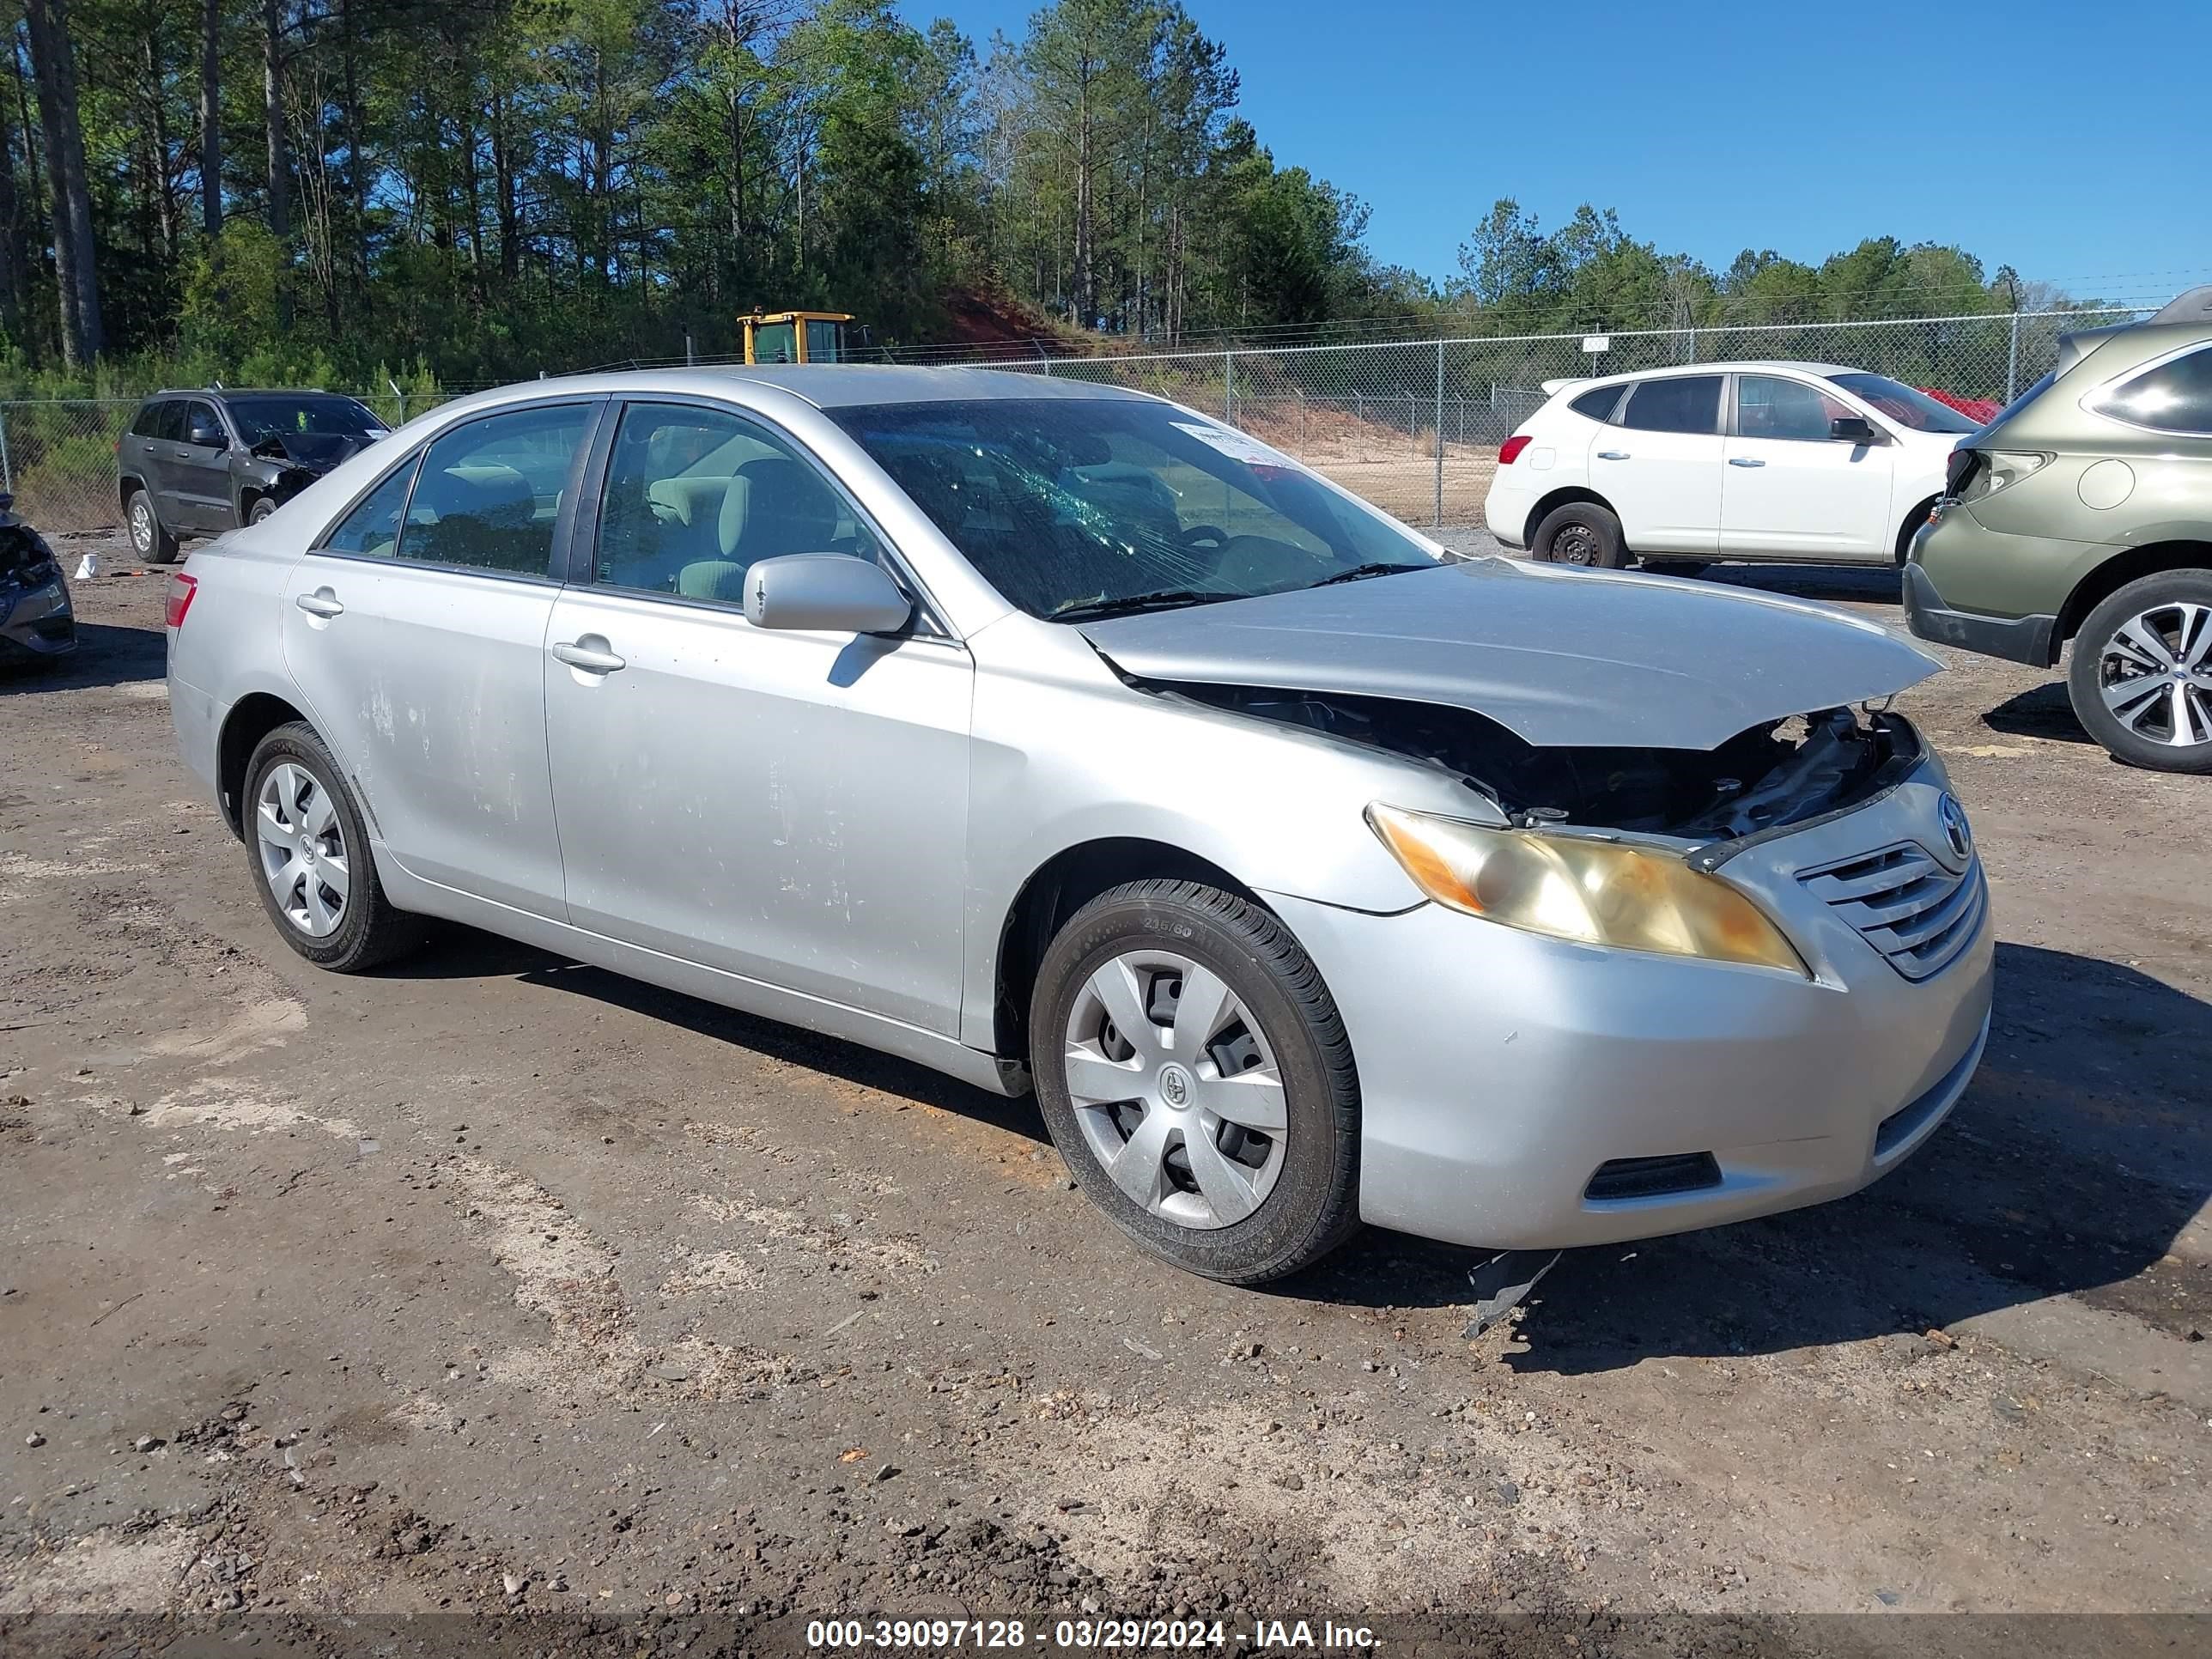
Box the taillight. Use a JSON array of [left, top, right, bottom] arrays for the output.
[[164, 572, 197, 629], [1498, 434, 1533, 465]]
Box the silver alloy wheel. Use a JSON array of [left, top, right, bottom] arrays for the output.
[[1061, 949, 1288, 1230], [255, 762, 350, 938], [129, 494, 155, 556], [2097, 601, 2212, 749]]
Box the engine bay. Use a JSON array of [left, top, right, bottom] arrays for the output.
[[1165, 680, 1910, 842]]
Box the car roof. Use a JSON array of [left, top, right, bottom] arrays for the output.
[[145, 387, 357, 399], [432, 365, 1158, 420], [1573, 361, 1863, 387]]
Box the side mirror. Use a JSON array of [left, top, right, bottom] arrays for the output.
[[188, 422, 224, 447], [743, 553, 913, 635], [1830, 415, 1881, 446]]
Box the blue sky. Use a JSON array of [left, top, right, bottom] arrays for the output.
[[910, 0, 2210, 303]]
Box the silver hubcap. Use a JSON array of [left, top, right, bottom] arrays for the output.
[[1061, 950, 1287, 1231], [2098, 602, 2212, 749], [255, 763, 349, 938], [131, 498, 153, 551]]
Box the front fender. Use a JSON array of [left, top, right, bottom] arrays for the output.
[[956, 621, 1489, 1051]]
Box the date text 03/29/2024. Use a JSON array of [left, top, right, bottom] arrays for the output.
[[805, 1617, 1378, 1650]]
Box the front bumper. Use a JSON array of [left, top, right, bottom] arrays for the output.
[[0, 581, 77, 664], [1903, 520, 2057, 666], [1267, 753, 1994, 1250]]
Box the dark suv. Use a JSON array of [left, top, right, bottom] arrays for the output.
[[118, 388, 390, 562]]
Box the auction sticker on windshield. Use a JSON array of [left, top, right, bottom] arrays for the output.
[[1170, 420, 1298, 471]]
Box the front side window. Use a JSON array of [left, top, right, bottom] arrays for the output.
[[2091, 347, 2212, 434], [1824, 373, 1978, 434], [1736, 374, 1853, 442], [1620, 375, 1722, 434], [594, 401, 878, 604], [183, 400, 227, 447], [395, 404, 592, 575], [805, 319, 844, 362], [322, 459, 417, 559], [830, 397, 1437, 620]]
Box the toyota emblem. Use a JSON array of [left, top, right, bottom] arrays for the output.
[[1937, 793, 1972, 863]]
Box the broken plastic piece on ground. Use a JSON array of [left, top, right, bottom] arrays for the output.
[[1464, 1249, 1563, 1339], [75, 553, 100, 580]]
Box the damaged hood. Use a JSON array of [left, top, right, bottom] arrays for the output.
[[1076, 557, 1941, 750], [249, 430, 380, 471]]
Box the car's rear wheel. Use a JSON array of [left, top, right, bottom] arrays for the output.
[[1530, 501, 1626, 568], [2067, 571, 2212, 774], [244, 723, 424, 969], [1030, 880, 1361, 1285], [126, 489, 179, 563]]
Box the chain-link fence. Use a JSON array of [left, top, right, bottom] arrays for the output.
[[0, 309, 2148, 536], [978, 307, 2148, 532]]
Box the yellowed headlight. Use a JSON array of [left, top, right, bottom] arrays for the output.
[[1367, 804, 1808, 975]]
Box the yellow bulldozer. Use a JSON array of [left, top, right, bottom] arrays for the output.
[[740, 310, 857, 365]]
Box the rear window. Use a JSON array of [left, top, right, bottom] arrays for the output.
[[2092, 347, 2212, 434], [1620, 375, 1723, 434], [1570, 385, 1624, 422]]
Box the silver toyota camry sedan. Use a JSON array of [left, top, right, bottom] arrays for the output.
[[166, 367, 1993, 1284]]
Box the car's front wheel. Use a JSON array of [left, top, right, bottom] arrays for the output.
[[244, 723, 424, 969], [1530, 501, 1626, 568], [248, 496, 278, 526], [1030, 880, 1361, 1285], [125, 489, 179, 563], [2067, 571, 2212, 774]]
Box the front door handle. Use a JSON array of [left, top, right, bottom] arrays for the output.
[[551, 640, 626, 674], [295, 589, 345, 619], [1729, 456, 1766, 468], [1595, 450, 1630, 461]]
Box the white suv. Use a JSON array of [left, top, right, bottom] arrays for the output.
[[1483, 362, 1978, 572]]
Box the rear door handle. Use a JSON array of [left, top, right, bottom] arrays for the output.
[[1729, 456, 1766, 468], [551, 640, 626, 674], [294, 590, 344, 619], [1595, 450, 1629, 461]]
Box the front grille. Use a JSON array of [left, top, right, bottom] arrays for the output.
[[1797, 842, 1984, 981]]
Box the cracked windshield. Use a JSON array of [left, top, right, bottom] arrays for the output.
[[830, 397, 1438, 620]]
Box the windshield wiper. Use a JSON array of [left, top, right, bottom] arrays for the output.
[[1049, 588, 1246, 623], [1307, 561, 1432, 589]]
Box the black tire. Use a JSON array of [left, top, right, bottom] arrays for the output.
[[126, 488, 179, 563], [1640, 559, 1709, 577], [2067, 570, 2212, 774], [1030, 880, 1361, 1285], [248, 496, 278, 526], [1530, 501, 1627, 568], [242, 723, 425, 970]]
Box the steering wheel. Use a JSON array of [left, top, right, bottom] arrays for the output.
[[1178, 524, 1231, 549]]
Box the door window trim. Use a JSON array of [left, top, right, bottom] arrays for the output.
[[305, 395, 611, 586], [570, 392, 955, 639]]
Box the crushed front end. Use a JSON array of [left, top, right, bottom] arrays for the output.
[[0, 500, 76, 667]]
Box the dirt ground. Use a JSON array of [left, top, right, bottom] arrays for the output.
[[3, 529, 2208, 1657]]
